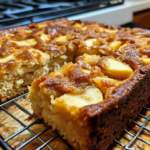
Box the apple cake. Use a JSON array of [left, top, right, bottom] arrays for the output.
[[1, 18, 150, 149]]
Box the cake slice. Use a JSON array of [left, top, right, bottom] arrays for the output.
[[29, 54, 150, 150]]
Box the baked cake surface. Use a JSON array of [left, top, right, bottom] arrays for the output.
[[1, 18, 150, 102]]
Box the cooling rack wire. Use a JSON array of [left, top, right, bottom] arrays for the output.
[[0, 92, 150, 150]]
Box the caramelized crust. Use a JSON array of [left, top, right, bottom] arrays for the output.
[[1, 18, 150, 71]]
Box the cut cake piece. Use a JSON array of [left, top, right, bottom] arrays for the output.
[[29, 54, 150, 150]]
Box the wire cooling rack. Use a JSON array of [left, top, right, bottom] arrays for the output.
[[0, 92, 150, 150]]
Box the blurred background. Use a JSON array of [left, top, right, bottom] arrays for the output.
[[0, 0, 149, 29]]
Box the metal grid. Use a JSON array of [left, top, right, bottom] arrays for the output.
[[0, 0, 124, 29], [0, 93, 150, 150], [0, 92, 73, 150], [114, 108, 150, 150]]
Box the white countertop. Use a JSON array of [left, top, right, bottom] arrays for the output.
[[126, 0, 150, 13], [67, 2, 133, 26], [67, 0, 150, 26]]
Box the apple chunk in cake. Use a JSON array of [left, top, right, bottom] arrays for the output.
[[29, 54, 136, 150]]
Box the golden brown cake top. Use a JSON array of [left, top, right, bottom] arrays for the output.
[[32, 54, 134, 103], [0, 18, 150, 75]]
